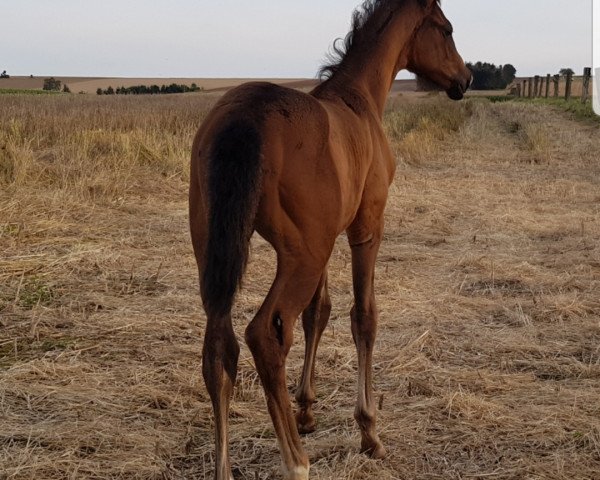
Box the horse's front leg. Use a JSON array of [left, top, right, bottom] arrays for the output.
[[295, 271, 332, 434]]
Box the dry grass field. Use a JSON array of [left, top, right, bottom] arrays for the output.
[[1, 92, 599, 479], [0, 76, 425, 94]]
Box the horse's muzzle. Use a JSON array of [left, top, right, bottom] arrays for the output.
[[446, 75, 472, 101]]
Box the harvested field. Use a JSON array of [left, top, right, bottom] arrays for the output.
[[1, 93, 599, 479], [0, 77, 317, 94], [0, 77, 425, 95]]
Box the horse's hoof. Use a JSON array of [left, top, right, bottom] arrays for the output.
[[295, 411, 316, 435], [361, 441, 387, 460], [284, 466, 310, 480], [370, 443, 387, 459]]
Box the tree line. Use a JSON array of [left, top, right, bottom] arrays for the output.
[[97, 83, 203, 95], [466, 62, 516, 90], [466, 64, 581, 91], [42, 77, 71, 92]]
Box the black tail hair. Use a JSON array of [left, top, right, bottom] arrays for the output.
[[201, 120, 262, 318]]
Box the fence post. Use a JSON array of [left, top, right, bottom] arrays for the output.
[[539, 76, 545, 97], [553, 74, 560, 98], [528, 77, 533, 98], [581, 67, 591, 104], [540, 76, 546, 98], [534, 76, 540, 97], [516, 83, 522, 97], [545, 74, 551, 98], [565, 72, 573, 101]]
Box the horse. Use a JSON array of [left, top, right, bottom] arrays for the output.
[[189, 1, 471, 478]]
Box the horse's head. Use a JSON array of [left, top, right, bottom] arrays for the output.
[[406, 0, 471, 100]]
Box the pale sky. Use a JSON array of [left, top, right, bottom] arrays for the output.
[[1, 0, 594, 79]]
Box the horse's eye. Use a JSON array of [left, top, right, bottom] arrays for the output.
[[443, 29, 453, 38]]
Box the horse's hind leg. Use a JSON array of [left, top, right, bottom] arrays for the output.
[[348, 220, 386, 459], [295, 272, 332, 434], [245, 254, 328, 480], [202, 313, 239, 480]]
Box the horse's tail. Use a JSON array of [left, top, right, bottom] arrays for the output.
[[201, 120, 263, 318]]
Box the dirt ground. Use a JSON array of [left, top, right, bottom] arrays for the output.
[[1, 93, 599, 479]]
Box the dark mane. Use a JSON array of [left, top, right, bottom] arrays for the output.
[[318, 0, 429, 80]]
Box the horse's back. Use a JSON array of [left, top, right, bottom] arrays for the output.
[[191, 82, 344, 255], [192, 82, 331, 169]]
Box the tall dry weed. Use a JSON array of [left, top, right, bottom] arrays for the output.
[[0, 120, 37, 185], [0, 94, 217, 202], [492, 102, 558, 164], [522, 124, 551, 163], [384, 98, 472, 165]]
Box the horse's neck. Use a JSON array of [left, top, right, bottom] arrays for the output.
[[317, 5, 422, 117]]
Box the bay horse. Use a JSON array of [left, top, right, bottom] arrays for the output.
[[189, 0, 471, 478]]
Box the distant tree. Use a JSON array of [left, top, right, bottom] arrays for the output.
[[96, 88, 103, 95], [559, 68, 575, 77], [107, 83, 205, 95], [63, 84, 71, 93], [0, 70, 9, 79], [43, 77, 62, 91], [501, 64, 516, 84], [466, 62, 517, 90]]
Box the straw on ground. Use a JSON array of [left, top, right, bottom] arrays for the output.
[[1, 93, 599, 479]]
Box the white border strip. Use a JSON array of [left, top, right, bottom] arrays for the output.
[[594, 1, 600, 114]]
